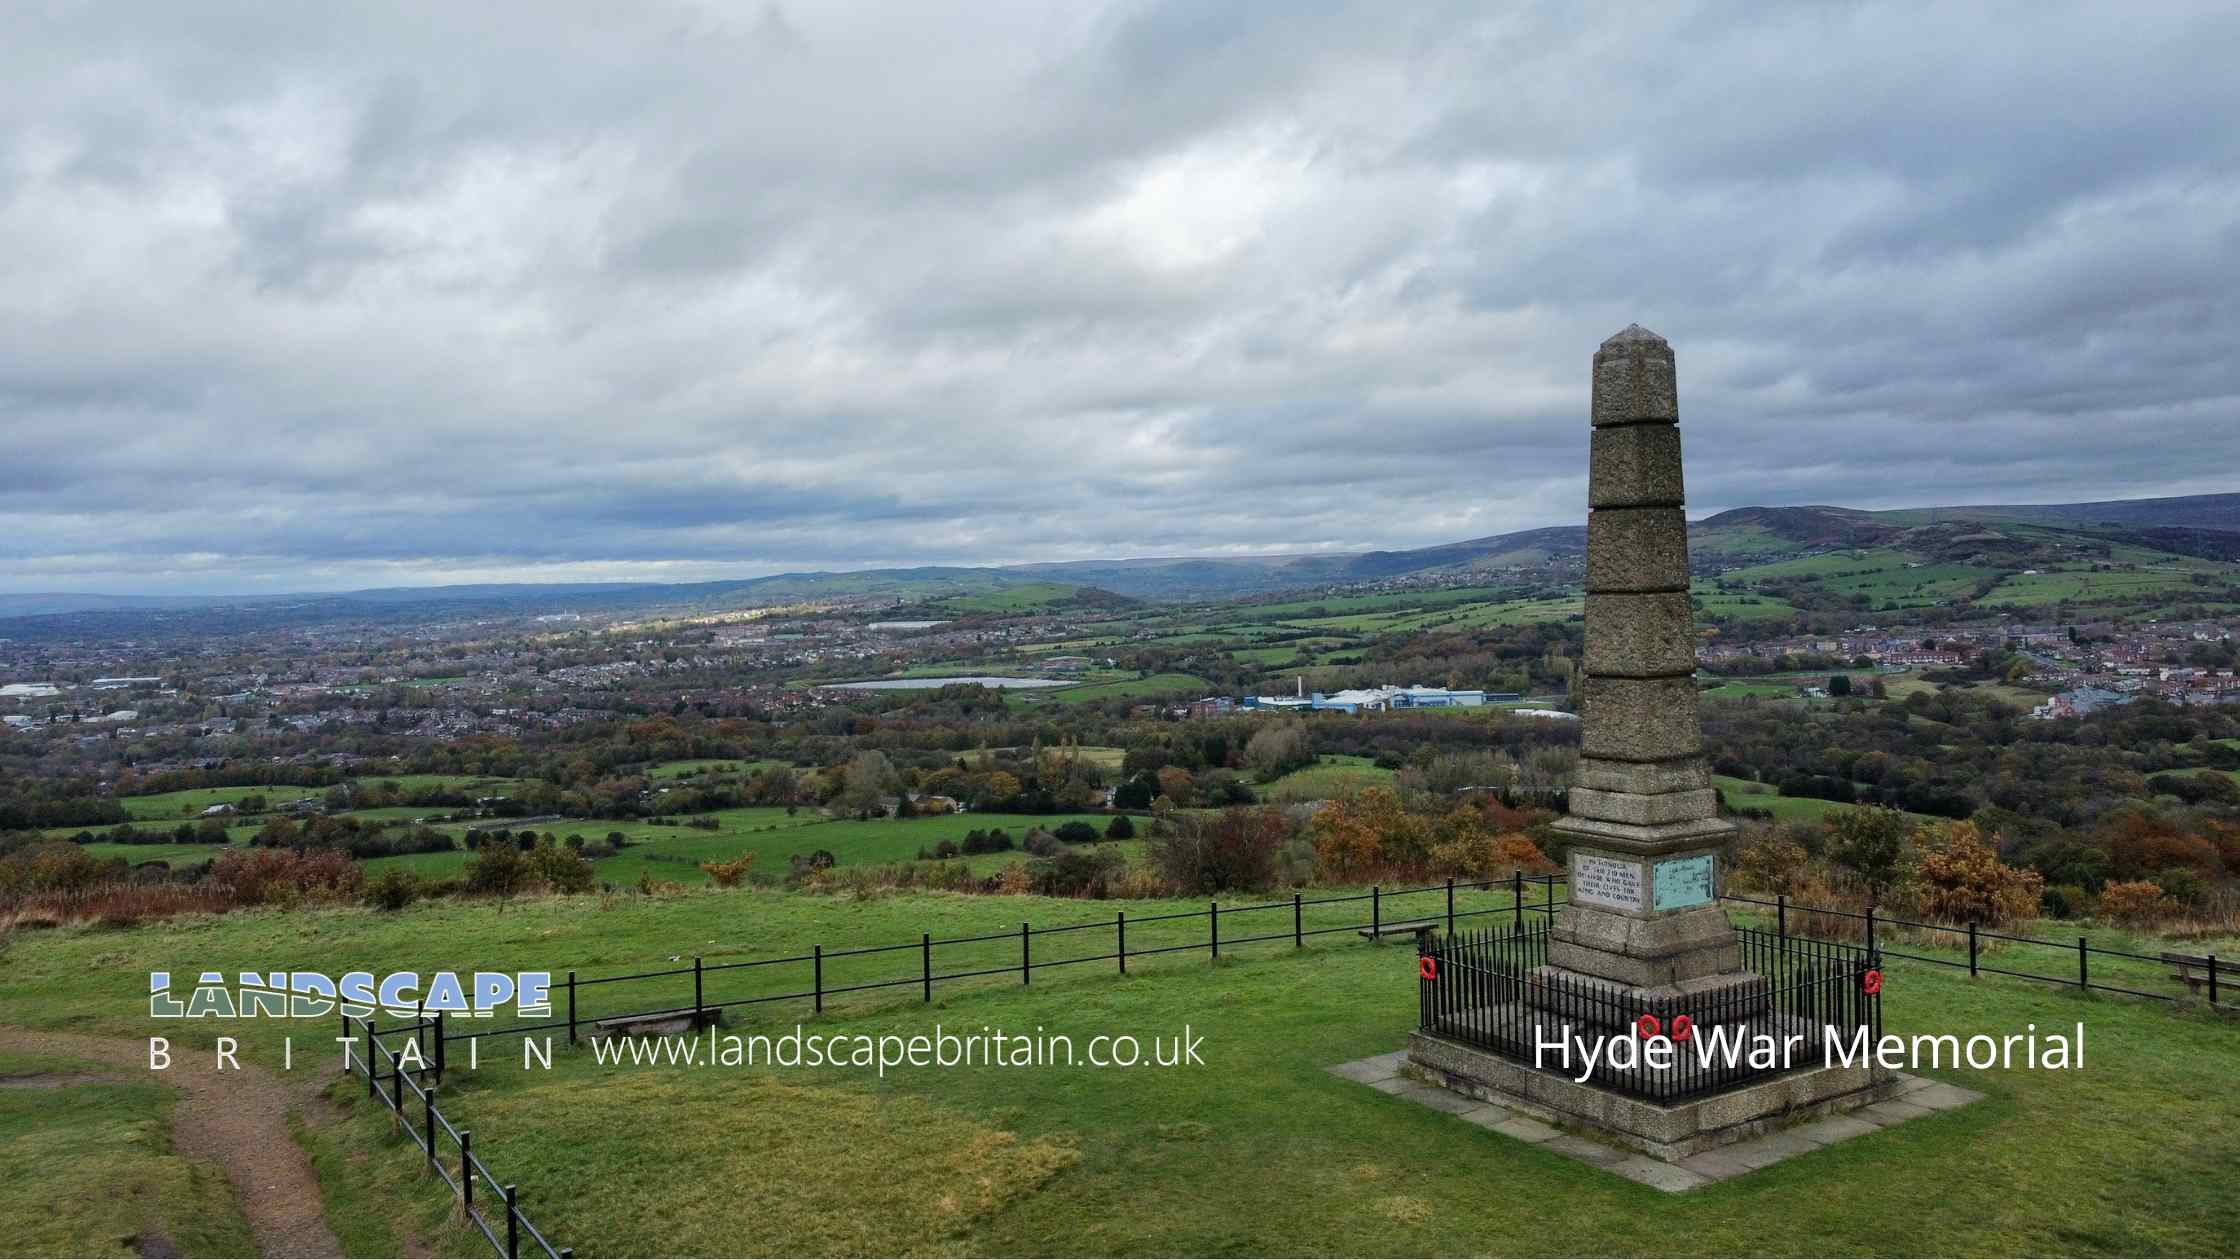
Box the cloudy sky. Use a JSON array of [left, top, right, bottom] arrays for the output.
[[4, 1, 2238, 595]]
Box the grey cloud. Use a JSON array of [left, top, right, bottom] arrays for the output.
[[1, 0, 2237, 595]]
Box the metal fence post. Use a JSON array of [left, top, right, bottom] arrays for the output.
[[1210, 901, 1219, 959], [1968, 922, 1979, 977], [1372, 885, 1381, 936], [1117, 912, 1127, 974], [505, 1183, 519, 1259], [1866, 903, 1877, 959], [694, 956, 704, 1021], [1021, 922, 1031, 985], [424, 1087, 437, 1170], [1544, 871, 1555, 918], [1777, 894, 1787, 942], [566, 971, 577, 1045], [1512, 870, 1523, 934], [813, 946, 822, 1014], [1446, 877, 1454, 936], [2211, 954, 2220, 1006], [922, 933, 932, 1002], [434, 1010, 445, 1080], [366, 1019, 378, 1099], [459, 1130, 473, 1214], [1293, 893, 1302, 948], [2079, 936, 2089, 991]]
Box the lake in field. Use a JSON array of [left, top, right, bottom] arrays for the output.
[[826, 676, 1070, 690]]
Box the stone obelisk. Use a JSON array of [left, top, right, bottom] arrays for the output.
[[1546, 325, 1740, 997], [1404, 326, 1894, 1161]]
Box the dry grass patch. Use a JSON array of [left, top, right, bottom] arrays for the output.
[[453, 1070, 1077, 1257]]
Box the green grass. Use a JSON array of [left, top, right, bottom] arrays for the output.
[[7, 888, 2237, 1255], [1035, 673, 1210, 703], [114, 785, 318, 821], [1713, 777, 1943, 826], [361, 811, 1118, 884], [0, 1049, 258, 1257], [1258, 756, 1395, 802], [643, 759, 786, 780]]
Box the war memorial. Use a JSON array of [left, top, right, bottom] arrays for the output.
[[1386, 327, 1969, 1172]]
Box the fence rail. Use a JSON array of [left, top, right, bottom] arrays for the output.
[[1723, 892, 2227, 1008], [330, 871, 2227, 1257], [1417, 923, 1881, 1102], [346, 1014, 568, 1259]]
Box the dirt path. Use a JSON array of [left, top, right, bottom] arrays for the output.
[[0, 1026, 344, 1258]]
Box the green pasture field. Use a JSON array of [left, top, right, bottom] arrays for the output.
[[1691, 591, 1803, 620], [359, 811, 1116, 885], [358, 773, 526, 793], [7, 886, 2235, 1256], [115, 785, 321, 821], [643, 759, 788, 780], [930, 583, 1086, 614], [1032, 673, 1210, 703], [1257, 755, 1395, 802], [1713, 777, 1939, 826], [1702, 680, 1808, 700], [0, 1049, 258, 1257], [1976, 567, 2217, 607], [74, 842, 233, 867], [1714, 549, 1998, 606]]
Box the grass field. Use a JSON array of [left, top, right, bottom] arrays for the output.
[[357, 811, 1117, 884], [1032, 673, 1209, 704], [1258, 755, 1395, 802], [6, 887, 2236, 1256], [1712, 776, 1941, 826], [0, 1048, 257, 1257]]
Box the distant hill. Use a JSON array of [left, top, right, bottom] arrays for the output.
[[4, 491, 2235, 628]]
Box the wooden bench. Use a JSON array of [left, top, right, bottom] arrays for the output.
[[2163, 951, 2223, 992], [1358, 920, 1438, 942], [590, 1006, 726, 1040]]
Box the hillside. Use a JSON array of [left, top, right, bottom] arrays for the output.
[[4, 492, 2236, 629]]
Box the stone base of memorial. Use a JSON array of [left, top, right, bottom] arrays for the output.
[[1403, 1032, 1899, 1163]]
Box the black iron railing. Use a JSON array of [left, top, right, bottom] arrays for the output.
[[347, 1015, 569, 1259], [1416, 924, 1882, 1103]]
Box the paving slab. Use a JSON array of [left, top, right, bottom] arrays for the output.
[[1396, 1083, 1483, 1115], [1910, 1082, 1983, 1110], [1327, 1057, 1401, 1084], [1790, 1114, 1881, 1146], [1857, 1098, 1936, 1124], [1675, 1148, 1757, 1181], [1456, 1104, 1515, 1129], [1610, 1155, 1712, 1193], [1491, 1115, 1561, 1143], [1545, 1134, 1629, 1167], [1365, 1075, 1414, 1095]]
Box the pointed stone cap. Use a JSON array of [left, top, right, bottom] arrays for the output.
[[1601, 323, 1666, 347], [1592, 323, 1677, 426]]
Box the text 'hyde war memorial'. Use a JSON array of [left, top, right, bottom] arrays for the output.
[[1406, 326, 1900, 1161]]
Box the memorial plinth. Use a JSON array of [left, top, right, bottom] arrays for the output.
[[1406, 325, 1895, 1159]]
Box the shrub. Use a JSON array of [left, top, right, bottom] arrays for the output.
[[1731, 828, 1810, 895], [700, 854, 756, 888], [462, 839, 529, 899], [1823, 807, 1914, 896], [2099, 879, 2179, 927], [1022, 829, 1062, 857], [1903, 821, 2043, 927], [211, 847, 363, 907], [1150, 806, 1290, 894], [365, 868, 422, 912], [1027, 846, 1126, 897], [1104, 814, 1135, 840], [526, 843, 597, 894], [1310, 788, 1430, 879], [933, 838, 961, 859], [1053, 821, 1101, 845], [962, 828, 1014, 855], [2041, 882, 2093, 920]]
